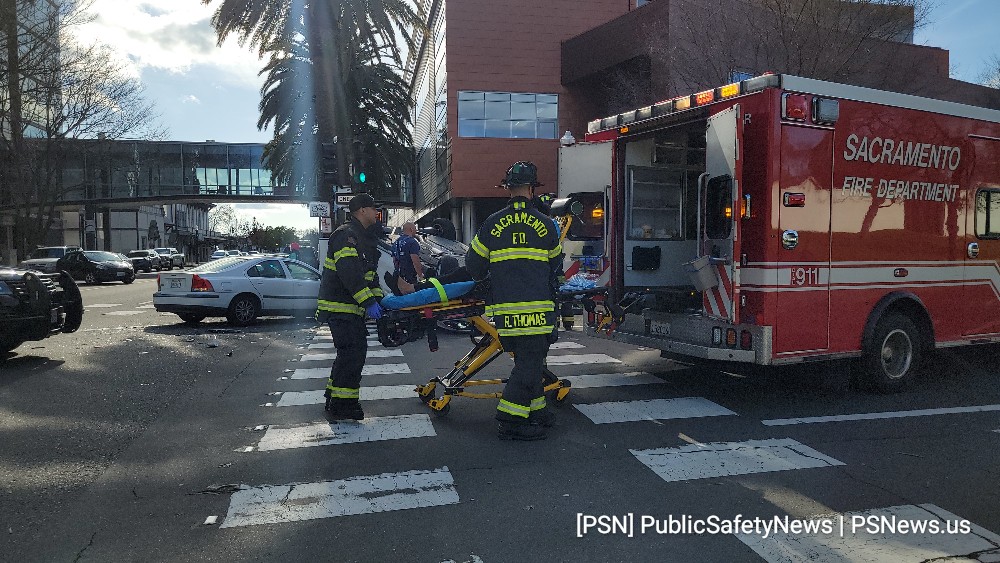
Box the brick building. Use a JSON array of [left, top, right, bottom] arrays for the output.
[[400, 0, 1000, 241]]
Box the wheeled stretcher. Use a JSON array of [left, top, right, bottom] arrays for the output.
[[377, 281, 608, 415]]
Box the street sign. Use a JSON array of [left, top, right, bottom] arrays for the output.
[[336, 194, 353, 205], [319, 216, 333, 234], [309, 201, 331, 217]]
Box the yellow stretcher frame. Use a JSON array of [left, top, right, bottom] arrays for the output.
[[392, 211, 586, 415]]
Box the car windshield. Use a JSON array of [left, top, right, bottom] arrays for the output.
[[188, 257, 246, 273], [153, 248, 170, 254], [127, 251, 148, 258], [29, 248, 64, 259], [84, 251, 122, 262]]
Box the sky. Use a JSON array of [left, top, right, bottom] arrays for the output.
[[75, 0, 1000, 232]]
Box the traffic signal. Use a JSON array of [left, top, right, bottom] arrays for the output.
[[320, 142, 338, 200], [351, 139, 367, 188]]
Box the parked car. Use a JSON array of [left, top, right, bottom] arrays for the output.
[[210, 249, 229, 260], [57, 250, 136, 284], [226, 250, 242, 256], [153, 247, 185, 269], [18, 246, 81, 273], [0, 267, 83, 355], [153, 256, 321, 325], [127, 250, 161, 273]]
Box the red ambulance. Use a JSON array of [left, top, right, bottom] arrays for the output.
[[586, 73, 1000, 391]]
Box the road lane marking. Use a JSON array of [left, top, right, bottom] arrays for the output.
[[762, 404, 1000, 426], [308, 341, 384, 350], [103, 310, 145, 316], [631, 438, 844, 482], [561, 371, 662, 389], [273, 385, 417, 407], [548, 341, 585, 349], [737, 503, 1000, 563], [220, 467, 458, 528], [575, 397, 736, 424], [255, 414, 435, 451], [291, 364, 410, 379], [299, 349, 403, 362], [274, 373, 664, 408], [546, 353, 620, 366], [85, 303, 122, 308]]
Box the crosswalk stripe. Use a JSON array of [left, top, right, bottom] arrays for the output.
[[291, 364, 411, 379], [561, 372, 661, 389], [308, 341, 385, 350], [274, 385, 417, 407], [631, 438, 844, 482], [300, 349, 404, 362], [737, 503, 1000, 562], [574, 397, 736, 424], [256, 414, 435, 451], [546, 353, 620, 366], [220, 467, 459, 528], [548, 341, 585, 349]]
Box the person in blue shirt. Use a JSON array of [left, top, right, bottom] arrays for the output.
[[392, 222, 424, 285]]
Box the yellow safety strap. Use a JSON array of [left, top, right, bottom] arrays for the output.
[[428, 277, 447, 303]]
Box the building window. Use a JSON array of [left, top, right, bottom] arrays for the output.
[[457, 91, 559, 139]]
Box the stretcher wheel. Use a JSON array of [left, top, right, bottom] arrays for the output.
[[416, 382, 436, 403], [427, 395, 451, 416], [546, 379, 572, 406]]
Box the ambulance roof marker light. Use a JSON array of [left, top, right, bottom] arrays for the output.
[[695, 89, 715, 105], [719, 82, 741, 99], [674, 95, 692, 111]]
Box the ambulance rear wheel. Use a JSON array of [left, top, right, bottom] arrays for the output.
[[861, 313, 922, 393]]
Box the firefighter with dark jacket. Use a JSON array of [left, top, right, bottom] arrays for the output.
[[466, 161, 562, 441], [317, 193, 385, 421]]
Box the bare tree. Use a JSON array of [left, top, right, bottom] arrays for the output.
[[981, 54, 1000, 89], [0, 0, 164, 256], [653, 0, 934, 96]]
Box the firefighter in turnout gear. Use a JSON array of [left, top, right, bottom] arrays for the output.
[[466, 161, 562, 441], [317, 193, 385, 421]]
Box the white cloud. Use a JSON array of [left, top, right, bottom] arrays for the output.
[[76, 0, 263, 87], [180, 94, 201, 104]]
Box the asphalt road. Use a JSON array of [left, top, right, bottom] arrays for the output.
[[1, 275, 999, 562]]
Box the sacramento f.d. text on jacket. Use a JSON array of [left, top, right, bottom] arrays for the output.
[[317, 218, 384, 318], [466, 196, 562, 337]]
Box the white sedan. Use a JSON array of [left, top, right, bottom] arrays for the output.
[[153, 256, 321, 326]]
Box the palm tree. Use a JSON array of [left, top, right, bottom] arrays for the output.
[[202, 0, 423, 193]]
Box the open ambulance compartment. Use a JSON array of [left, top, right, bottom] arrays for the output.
[[609, 100, 766, 363]]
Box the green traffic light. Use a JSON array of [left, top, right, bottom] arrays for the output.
[[359, 172, 366, 183]]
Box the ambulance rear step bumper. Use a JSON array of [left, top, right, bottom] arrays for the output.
[[587, 310, 771, 365]]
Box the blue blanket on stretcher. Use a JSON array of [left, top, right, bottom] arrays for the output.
[[381, 281, 477, 310]]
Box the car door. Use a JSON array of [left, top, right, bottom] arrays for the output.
[[63, 252, 84, 279], [282, 260, 322, 312], [246, 259, 288, 312]]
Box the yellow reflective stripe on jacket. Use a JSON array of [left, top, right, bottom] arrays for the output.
[[333, 247, 359, 261], [489, 247, 549, 263], [548, 244, 562, 259], [353, 287, 375, 304], [372, 287, 384, 298], [317, 299, 364, 316], [324, 257, 337, 271], [471, 236, 489, 258], [485, 300, 555, 316], [497, 399, 530, 418], [530, 396, 547, 411], [364, 271, 375, 282], [429, 278, 447, 303], [497, 326, 553, 337], [326, 385, 360, 399]]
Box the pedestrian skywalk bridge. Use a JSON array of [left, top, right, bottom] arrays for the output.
[[214, 325, 1000, 562]]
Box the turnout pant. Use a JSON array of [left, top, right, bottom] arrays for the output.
[[325, 314, 369, 402], [496, 334, 550, 423]]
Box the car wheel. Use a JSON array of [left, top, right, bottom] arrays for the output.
[[226, 294, 260, 326], [860, 313, 923, 393], [84, 272, 98, 285], [178, 313, 205, 324], [123, 273, 135, 284], [145, 267, 152, 273]]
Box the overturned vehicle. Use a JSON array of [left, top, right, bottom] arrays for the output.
[[0, 268, 83, 355]]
